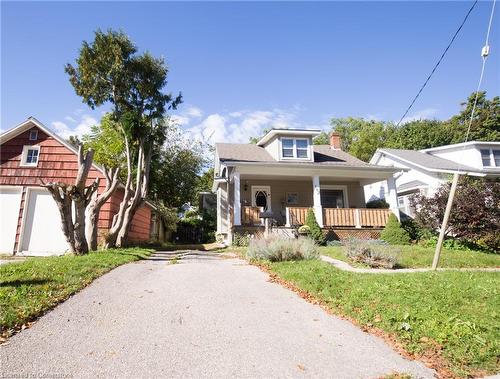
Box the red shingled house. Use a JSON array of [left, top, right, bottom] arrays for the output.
[[0, 117, 154, 255]]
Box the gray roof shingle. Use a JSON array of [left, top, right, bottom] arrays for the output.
[[381, 148, 479, 172], [397, 180, 427, 192], [215, 143, 371, 167]]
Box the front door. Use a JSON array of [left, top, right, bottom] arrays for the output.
[[251, 186, 271, 212]]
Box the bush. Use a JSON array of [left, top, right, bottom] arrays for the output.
[[366, 199, 389, 209], [410, 177, 500, 251], [380, 214, 411, 245], [343, 239, 401, 269], [297, 225, 311, 235], [304, 209, 324, 245], [246, 235, 319, 262]]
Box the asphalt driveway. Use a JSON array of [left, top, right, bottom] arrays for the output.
[[0, 252, 435, 378]]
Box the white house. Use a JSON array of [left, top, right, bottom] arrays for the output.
[[212, 128, 401, 244], [364, 141, 500, 216]]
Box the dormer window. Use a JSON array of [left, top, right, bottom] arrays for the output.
[[281, 138, 309, 159]]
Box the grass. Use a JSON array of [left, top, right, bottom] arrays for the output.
[[320, 245, 500, 269], [0, 248, 152, 334], [266, 259, 499, 377]]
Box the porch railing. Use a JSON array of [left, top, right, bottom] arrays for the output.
[[241, 206, 263, 225], [286, 207, 309, 226], [358, 208, 391, 227], [323, 208, 356, 227], [286, 207, 391, 228]]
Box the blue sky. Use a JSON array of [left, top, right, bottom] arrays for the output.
[[1, 1, 498, 144]]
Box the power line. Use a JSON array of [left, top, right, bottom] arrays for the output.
[[396, 0, 479, 127], [463, 0, 496, 144]]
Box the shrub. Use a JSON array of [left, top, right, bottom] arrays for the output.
[[343, 239, 401, 269], [366, 198, 389, 209], [246, 235, 319, 262], [410, 177, 500, 251], [304, 209, 324, 245], [297, 225, 311, 235], [380, 214, 411, 245]]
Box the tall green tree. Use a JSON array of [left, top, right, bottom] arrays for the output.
[[66, 29, 182, 248], [330, 118, 393, 162], [447, 91, 500, 143], [386, 120, 451, 150]]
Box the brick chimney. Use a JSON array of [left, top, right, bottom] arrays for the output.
[[329, 132, 342, 150]]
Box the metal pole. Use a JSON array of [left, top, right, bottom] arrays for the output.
[[432, 173, 460, 270]]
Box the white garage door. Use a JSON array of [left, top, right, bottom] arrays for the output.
[[0, 187, 22, 254], [20, 189, 69, 255]]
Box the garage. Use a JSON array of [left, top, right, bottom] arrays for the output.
[[19, 188, 69, 255], [0, 187, 22, 254]]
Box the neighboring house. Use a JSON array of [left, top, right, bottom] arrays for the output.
[[212, 128, 401, 243], [0, 117, 156, 255], [364, 141, 500, 217]]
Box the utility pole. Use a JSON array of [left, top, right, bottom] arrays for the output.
[[432, 173, 460, 270]]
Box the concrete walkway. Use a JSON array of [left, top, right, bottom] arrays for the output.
[[1, 251, 435, 378], [321, 255, 500, 274]]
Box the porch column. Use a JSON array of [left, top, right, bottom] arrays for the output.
[[233, 172, 241, 226], [312, 175, 323, 227], [386, 176, 400, 221]]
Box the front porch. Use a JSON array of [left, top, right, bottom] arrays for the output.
[[241, 206, 392, 228], [215, 163, 400, 243]]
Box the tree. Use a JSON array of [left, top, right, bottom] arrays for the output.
[[42, 146, 98, 254], [410, 177, 500, 251], [304, 209, 324, 245], [330, 118, 393, 162], [447, 91, 500, 143], [386, 120, 451, 150], [81, 114, 124, 250], [65, 29, 182, 248], [313, 132, 329, 145], [380, 214, 410, 245]]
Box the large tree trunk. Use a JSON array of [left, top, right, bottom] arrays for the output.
[[104, 135, 134, 248], [115, 141, 151, 247], [85, 167, 120, 250], [42, 145, 98, 255]]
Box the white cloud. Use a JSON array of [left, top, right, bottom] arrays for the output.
[[52, 114, 97, 139], [185, 108, 303, 145], [185, 106, 203, 118], [399, 108, 439, 124]]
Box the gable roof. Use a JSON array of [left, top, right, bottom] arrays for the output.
[[256, 128, 321, 146], [0, 116, 106, 174], [375, 148, 482, 174]]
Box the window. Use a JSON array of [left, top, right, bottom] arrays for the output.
[[493, 150, 500, 167], [481, 149, 491, 166], [29, 129, 38, 141], [296, 139, 308, 158], [320, 189, 345, 208], [21, 145, 40, 167], [282, 138, 294, 158], [281, 138, 309, 159]]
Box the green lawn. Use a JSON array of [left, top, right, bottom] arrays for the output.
[[267, 259, 500, 377], [0, 248, 152, 334], [320, 245, 500, 269]]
